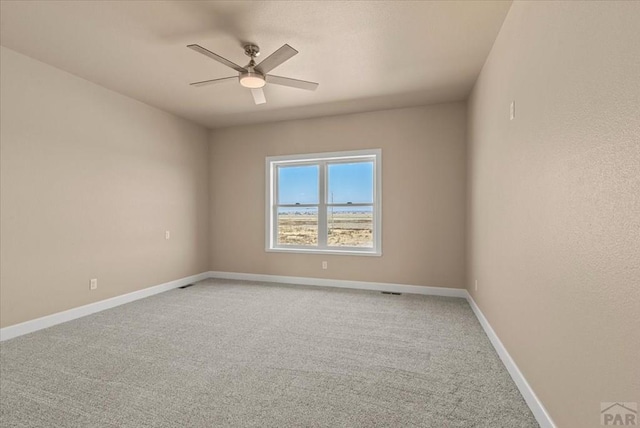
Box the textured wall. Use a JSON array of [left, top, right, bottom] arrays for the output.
[[210, 104, 467, 288], [467, 2, 640, 427], [0, 47, 210, 327]]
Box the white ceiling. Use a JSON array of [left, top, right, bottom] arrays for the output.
[[0, 1, 511, 129]]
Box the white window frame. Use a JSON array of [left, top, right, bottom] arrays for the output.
[[266, 149, 382, 256]]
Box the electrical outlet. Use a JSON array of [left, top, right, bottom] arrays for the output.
[[165, 230, 170, 240], [475, 279, 478, 291], [510, 101, 516, 120], [322, 261, 328, 270], [90, 278, 98, 290]]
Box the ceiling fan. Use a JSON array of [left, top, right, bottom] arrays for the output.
[[187, 43, 319, 105]]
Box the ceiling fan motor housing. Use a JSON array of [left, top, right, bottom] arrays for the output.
[[239, 44, 265, 88]]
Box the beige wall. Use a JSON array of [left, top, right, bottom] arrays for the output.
[[0, 47, 210, 328], [467, 2, 640, 427], [209, 104, 467, 288]]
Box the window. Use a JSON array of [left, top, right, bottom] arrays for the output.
[[266, 149, 381, 256]]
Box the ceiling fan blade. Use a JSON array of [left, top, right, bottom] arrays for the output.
[[189, 76, 237, 87], [187, 44, 246, 72], [254, 44, 298, 74], [266, 75, 319, 91], [251, 88, 267, 105]]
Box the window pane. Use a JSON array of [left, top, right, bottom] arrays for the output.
[[278, 165, 319, 205], [328, 206, 373, 247], [327, 162, 374, 204], [277, 207, 318, 246]]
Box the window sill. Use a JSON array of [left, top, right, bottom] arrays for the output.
[[266, 247, 382, 257]]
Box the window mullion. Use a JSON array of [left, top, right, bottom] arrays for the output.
[[317, 161, 327, 248]]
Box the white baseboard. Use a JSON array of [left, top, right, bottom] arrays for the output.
[[0, 269, 554, 428], [207, 271, 468, 298], [466, 293, 556, 428], [1, 271, 462, 342], [0, 272, 209, 342]]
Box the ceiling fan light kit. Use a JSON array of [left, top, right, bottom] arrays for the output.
[[239, 72, 266, 89], [188, 42, 318, 105]]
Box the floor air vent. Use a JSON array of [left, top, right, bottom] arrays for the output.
[[381, 291, 402, 295]]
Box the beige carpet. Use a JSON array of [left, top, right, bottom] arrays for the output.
[[1, 279, 538, 427]]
